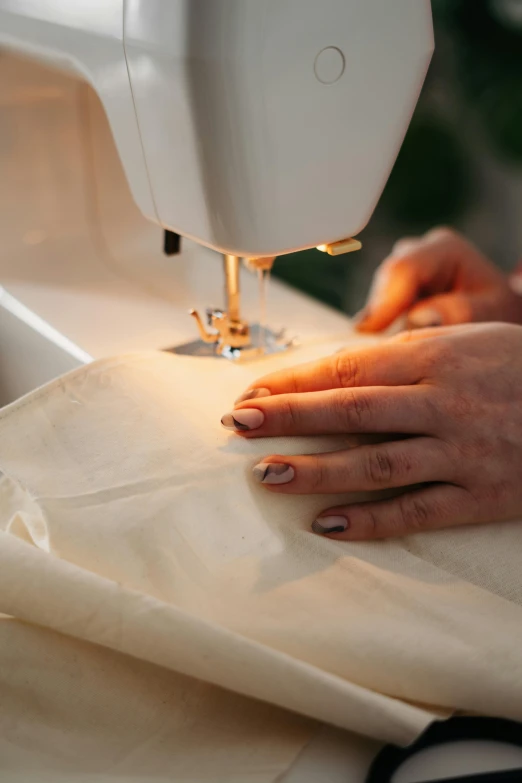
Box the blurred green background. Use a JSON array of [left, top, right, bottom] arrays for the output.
[[274, 0, 522, 315]]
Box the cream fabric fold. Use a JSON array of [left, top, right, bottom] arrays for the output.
[[0, 616, 313, 782], [1, 336, 522, 771]]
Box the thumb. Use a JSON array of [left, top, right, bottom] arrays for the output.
[[355, 260, 420, 333], [355, 228, 479, 333], [407, 291, 496, 328]]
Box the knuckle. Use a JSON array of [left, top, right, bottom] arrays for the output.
[[473, 477, 509, 506], [483, 481, 504, 505], [308, 456, 327, 491], [366, 449, 394, 485], [334, 353, 365, 388], [282, 398, 301, 430], [445, 436, 481, 468], [444, 391, 475, 421], [440, 440, 465, 475], [357, 506, 380, 538], [399, 494, 432, 531], [420, 340, 455, 376], [343, 389, 372, 430], [485, 479, 508, 508], [366, 448, 415, 486], [466, 436, 494, 460], [329, 390, 351, 429]]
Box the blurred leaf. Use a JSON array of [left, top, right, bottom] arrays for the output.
[[273, 248, 348, 311], [445, 0, 522, 162], [378, 114, 472, 230]]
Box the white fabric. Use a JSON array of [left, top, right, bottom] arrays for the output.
[[0, 617, 312, 782], [1, 335, 522, 777]]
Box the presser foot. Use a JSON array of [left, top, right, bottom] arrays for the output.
[[167, 324, 297, 362]]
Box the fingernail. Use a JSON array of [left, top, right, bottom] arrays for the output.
[[312, 516, 349, 535], [352, 306, 370, 326], [234, 388, 271, 405], [407, 308, 442, 328], [353, 307, 376, 333], [253, 462, 295, 485], [221, 409, 265, 431], [510, 274, 522, 295]]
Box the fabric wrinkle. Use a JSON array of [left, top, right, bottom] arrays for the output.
[[1, 337, 522, 780]]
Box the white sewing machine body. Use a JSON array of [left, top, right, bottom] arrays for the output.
[[0, 0, 433, 258], [0, 49, 362, 404], [0, 0, 434, 360]]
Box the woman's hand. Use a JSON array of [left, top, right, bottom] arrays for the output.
[[356, 227, 522, 332], [221, 323, 522, 540]]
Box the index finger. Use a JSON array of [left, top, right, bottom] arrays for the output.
[[234, 339, 422, 403]]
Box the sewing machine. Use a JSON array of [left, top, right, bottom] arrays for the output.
[[3, 3, 522, 781], [0, 0, 434, 374], [0, 1, 480, 780]]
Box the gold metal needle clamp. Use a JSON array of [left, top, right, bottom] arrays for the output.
[[181, 238, 361, 361], [187, 254, 293, 360], [189, 255, 252, 357]]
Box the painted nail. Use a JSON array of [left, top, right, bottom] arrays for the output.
[[407, 308, 442, 329], [253, 462, 295, 485], [311, 516, 349, 535], [234, 388, 271, 405], [221, 409, 265, 431]]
